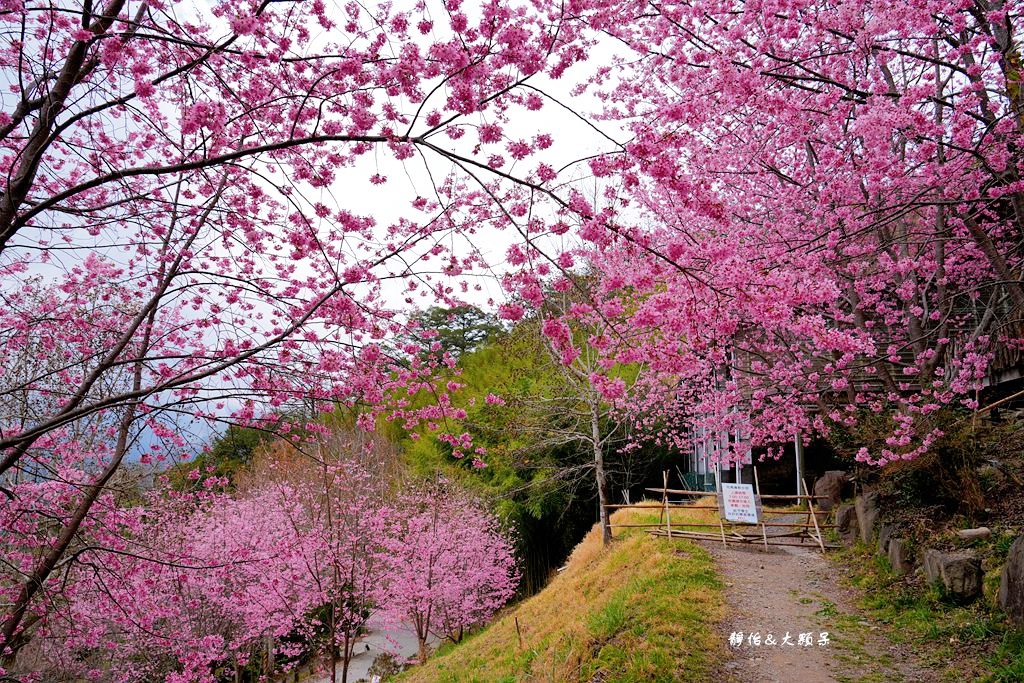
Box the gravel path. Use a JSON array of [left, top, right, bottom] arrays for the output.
[[705, 540, 937, 683]]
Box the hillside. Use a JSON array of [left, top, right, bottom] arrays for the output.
[[393, 477, 1024, 683], [398, 508, 726, 683]]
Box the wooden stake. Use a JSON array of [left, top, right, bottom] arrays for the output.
[[754, 466, 769, 552], [716, 492, 728, 548], [663, 471, 672, 537], [803, 477, 827, 553]]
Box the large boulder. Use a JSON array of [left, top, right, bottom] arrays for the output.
[[998, 536, 1024, 625], [835, 503, 858, 545], [925, 549, 982, 603], [813, 471, 852, 511], [855, 491, 881, 543]]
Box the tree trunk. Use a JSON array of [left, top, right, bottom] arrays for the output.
[[340, 627, 360, 683], [266, 634, 275, 675], [418, 636, 430, 664], [590, 393, 612, 546]]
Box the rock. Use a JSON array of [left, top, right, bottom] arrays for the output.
[[943, 555, 984, 603], [813, 470, 851, 511], [999, 536, 1024, 625], [924, 549, 982, 603], [888, 538, 912, 575], [924, 549, 942, 582], [956, 527, 992, 541], [877, 522, 894, 554], [835, 503, 858, 545], [855, 491, 880, 544]]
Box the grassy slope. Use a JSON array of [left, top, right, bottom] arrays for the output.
[[399, 507, 726, 683]]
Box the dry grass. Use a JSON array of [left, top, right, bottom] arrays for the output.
[[397, 503, 726, 683], [651, 495, 724, 530]]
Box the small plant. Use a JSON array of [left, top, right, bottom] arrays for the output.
[[367, 651, 403, 681], [816, 600, 839, 618], [958, 616, 997, 643], [994, 534, 1017, 559]]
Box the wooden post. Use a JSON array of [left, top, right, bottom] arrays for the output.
[[715, 490, 728, 548], [658, 478, 665, 525], [754, 467, 769, 552], [663, 471, 672, 537], [794, 432, 805, 502], [803, 478, 827, 553], [805, 474, 820, 537]]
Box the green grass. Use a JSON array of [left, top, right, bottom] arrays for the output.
[[396, 505, 725, 682], [981, 629, 1024, 682], [587, 591, 628, 640], [815, 600, 839, 618]]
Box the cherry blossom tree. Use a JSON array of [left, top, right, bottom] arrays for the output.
[[36, 437, 392, 683], [538, 0, 1024, 463], [31, 447, 514, 681], [521, 277, 666, 547], [378, 482, 518, 663], [238, 432, 396, 683]]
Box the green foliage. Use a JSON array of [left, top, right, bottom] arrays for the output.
[[815, 600, 839, 618], [391, 318, 677, 595], [397, 305, 504, 360], [587, 593, 628, 640], [395, 324, 583, 589], [994, 533, 1017, 559], [166, 424, 267, 490], [368, 652, 405, 681]]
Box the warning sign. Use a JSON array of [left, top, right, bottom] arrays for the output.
[[720, 483, 760, 524]]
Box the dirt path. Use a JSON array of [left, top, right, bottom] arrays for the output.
[[706, 541, 937, 683]]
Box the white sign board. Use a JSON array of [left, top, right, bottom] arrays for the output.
[[720, 483, 760, 524]]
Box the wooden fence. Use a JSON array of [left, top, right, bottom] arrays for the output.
[[606, 471, 839, 552]]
